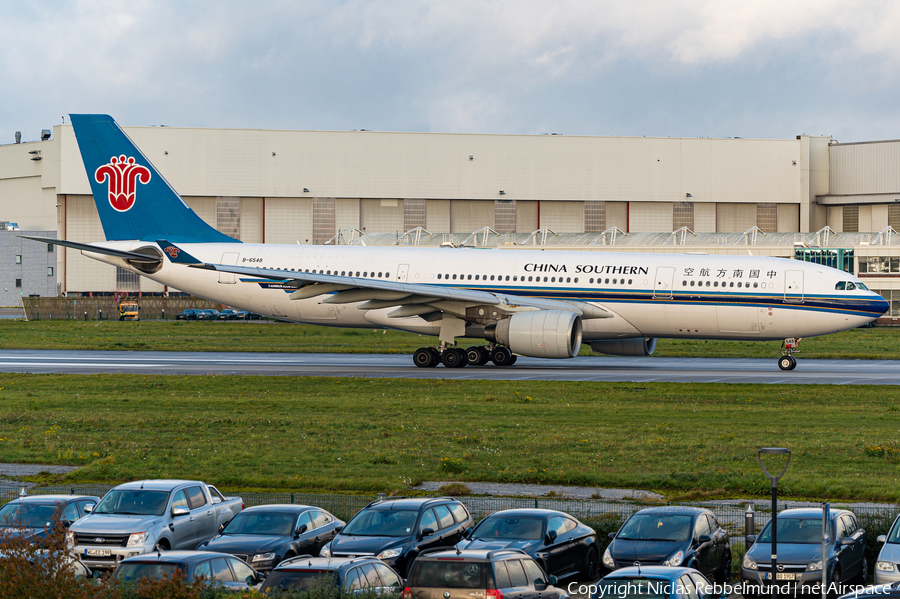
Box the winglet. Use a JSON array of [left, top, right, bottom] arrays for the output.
[[156, 240, 201, 264]]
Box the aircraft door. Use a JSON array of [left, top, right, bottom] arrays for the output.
[[396, 264, 410, 283], [653, 267, 675, 299], [218, 253, 240, 284], [784, 270, 804, 303]]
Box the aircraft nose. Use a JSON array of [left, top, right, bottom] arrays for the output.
[[875, 294, 891, 315]]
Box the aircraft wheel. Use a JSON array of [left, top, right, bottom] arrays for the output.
[[491, 346, 514, 366], [442, 348, 467, 368], [413, 347, 437, 368], [778, 356, 793, 371], [788, 356, 797, 370], [465, 346, 484, 366], [477, 347, 491, 365], [509, 354, 517, 365]]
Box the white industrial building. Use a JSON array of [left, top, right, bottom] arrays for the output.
[[1, 122, 899, 318]]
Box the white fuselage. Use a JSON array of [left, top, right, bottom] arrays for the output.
[[87, 242, 883, 342]]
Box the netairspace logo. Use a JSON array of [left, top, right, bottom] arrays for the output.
[[568, 581, 885, 597]]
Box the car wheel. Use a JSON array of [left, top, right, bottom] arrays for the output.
[[155, 539, 170, 552], [715, 550, 731, 583], [582, 546, 600, 581], [857, 556, 867, 585], [829, 568, 841, 599]]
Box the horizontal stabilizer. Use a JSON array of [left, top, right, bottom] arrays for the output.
[[19, 236, 161, 263]]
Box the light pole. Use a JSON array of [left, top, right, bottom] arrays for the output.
[[758, 447, 791, 599]]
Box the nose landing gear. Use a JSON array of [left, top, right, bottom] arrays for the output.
[[778, 337, 801, 371]]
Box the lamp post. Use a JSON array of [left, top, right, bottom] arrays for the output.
[[758, 448, 791, 599]]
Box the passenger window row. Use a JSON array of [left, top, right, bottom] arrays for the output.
[[682, 280, 766, 289], [437, 274, 584, 284]]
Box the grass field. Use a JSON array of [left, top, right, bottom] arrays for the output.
[[1, 373, 899, 501], [0, 319, 898, 359]]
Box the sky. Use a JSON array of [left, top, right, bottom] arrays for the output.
[[3, 1, 900, 143]]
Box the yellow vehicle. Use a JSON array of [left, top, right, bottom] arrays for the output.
[[118, 300, 139, 321]]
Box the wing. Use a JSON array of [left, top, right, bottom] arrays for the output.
[[189, 262, 613, 322]]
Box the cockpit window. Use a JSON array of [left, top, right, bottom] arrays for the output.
[[835, 282, 846, 291], [846, 282, 857, 290], [857, 282, 869, 290]]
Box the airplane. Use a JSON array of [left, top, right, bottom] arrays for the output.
[[23, 114, 889, 371]]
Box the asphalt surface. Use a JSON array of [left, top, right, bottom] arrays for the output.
[[0, 349, 898, 384]]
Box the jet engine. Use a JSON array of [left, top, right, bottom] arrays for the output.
[[485, 311, 582, 359], [590, 337, 657, 356]]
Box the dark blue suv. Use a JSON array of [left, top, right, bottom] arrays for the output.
[[320, 497, 473, 577]]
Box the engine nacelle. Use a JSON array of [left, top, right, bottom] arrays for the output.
[[485, 311, 582, 359], [590, 337, 657, 356]]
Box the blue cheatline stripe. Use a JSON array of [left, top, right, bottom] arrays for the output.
[[241, 277, 884, 318]]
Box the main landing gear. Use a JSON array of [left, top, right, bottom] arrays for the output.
[[778, 337, 801, 371], [412, 344, 517, 368]]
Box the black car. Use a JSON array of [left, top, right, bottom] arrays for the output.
[[0, 494, 99, 545], [217, 309, 240, 320], [454, 508, 600, 581], [197, 504, 344, 572], [236, 310, 261, 320], [320, 496, 474, 577], [112, 550, 263, 590], [260, 555, 403, 594], [603, 506, 730, 583], [406, 548, 568, 599], [197, 309, 220, 321], [175, 309, 200, 320]]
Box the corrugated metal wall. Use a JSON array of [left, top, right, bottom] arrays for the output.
[[716, 203, 757, 232], [360, 199, 403, 234], [607, 202, 628, 231], [516, 201, 538, 232], [830, 141, 900, 195], [335, 198, 360, 231], [630, 201, 673, 232], [426, 200, 450, 232], [265, 198, 312, 244], [776, 204, 800, 233], [450, 200, 493, 232], [183, 197, 217, 229], [694, 203, 716, 232], [240, 197, 264, 243], [65, 195, 115, 292], [539, 201, 583, 232]]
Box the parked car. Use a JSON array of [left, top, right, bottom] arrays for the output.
[[260, 555, 403, 594], [603, 506, 730, 583], [741, 508, 866, 597], [455, 508, 599, 581], [875, 513, 900, 584], [217, 309, 240, 320], [68, 480, 243, 570], [175, 309, 201, 320], [0, 494, 99, 546], [594, 565, 717, 599], [320, 496, 473, 577], [236, 310, 261, 320], [197, 504, 344, 572], [197, 309, 220, 321], [112, 550, 262, 590], [0, 550, 94, 579], [405, 547, 568, 599]]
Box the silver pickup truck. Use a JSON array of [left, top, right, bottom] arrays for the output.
[[67, 479, 243, 570]]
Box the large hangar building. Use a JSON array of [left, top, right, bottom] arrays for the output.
[[1, 123, 899, 317]]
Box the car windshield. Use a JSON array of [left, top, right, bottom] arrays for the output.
[[114, 562, 180, 581], [0, 503, 60, 528], [223, 511, 296, 536], [757, 518, 827, 544], [94, 490, 170, 516], [471, 517, 544, 540], [408, 560, 487, 588], [342, 509, 419, 537], [595, 578, 670, 599], [616, 514, 693, 542], [263, 570, 339, 591]]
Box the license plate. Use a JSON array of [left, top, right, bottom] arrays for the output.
[[85, 549, 112, 557], [765, 573, 796, 580]]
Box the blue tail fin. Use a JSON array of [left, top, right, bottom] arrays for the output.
[[70, 114, 238, 243]]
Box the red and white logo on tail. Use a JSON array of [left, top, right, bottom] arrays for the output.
[[94, 155, 151, 212]]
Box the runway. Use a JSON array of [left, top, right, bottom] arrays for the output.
[[0, 349, 897, 384]]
